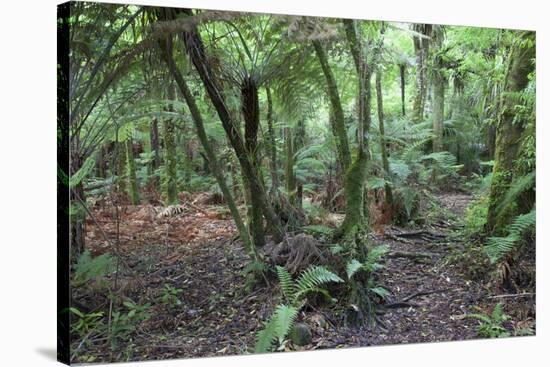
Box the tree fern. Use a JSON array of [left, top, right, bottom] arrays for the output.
[[485, 208, 535, 263]]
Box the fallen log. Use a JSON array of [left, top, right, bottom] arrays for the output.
[[388, 251, 435, 259]]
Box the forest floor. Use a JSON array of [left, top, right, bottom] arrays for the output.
[[74, 190, 536, 363]]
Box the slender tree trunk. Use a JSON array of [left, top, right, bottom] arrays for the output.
[[486, 31, 535, 235], [161, 42, 256, 259], [117, 140, 127, 198], [432, 71, 445, 152], [375, 70, 394, 210], [125, 137, 140, 205], [399, 64, 406, 117], [150, 117, 160, 170], [163, 83, 179, 205], [313, 40, 351, 172], [241, 76, 266, 247], [265, 85, 279, 197], [179, 12, 284, 242], [69, 148, 85, 261], [285, 126, 296, 205], [412, 24, 431, 123], [295, 119, 306, 210]]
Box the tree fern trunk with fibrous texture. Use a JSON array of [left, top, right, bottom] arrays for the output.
[[125, 137, 140, 205], [487, 31, 535, 236], [241, 77, 266, 247]]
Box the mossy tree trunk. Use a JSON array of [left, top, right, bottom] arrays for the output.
[[163, 82, 179, 205], [486, 31, 535, 235], [125, 137, 140, 205], [431, 30, 446, 153], [432, 71, 445, 152], [375, 70, 394, 211], [161, 38, 257, 259], [412, 24, 432, 123], [313, 40, 351, 172]]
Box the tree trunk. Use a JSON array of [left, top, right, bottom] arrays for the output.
[[125, 137, 140, 205], [399, 64, 406, 117], [117, 140, 127, 198], [313, 40, 351, 172], [161, 41, 256, 259], [241, 76, 266, 247], [486, 31, 535, 235], [150, 118, 160, 170], [375, 70, 394, 210], [295, 119, 306, 210], [285, 126, 296, 205], [177, 12, 284, 242], [432, 70, 445, 152], [163, 83, 179, 205], [412, 24, 431, 123], [69, 149, 86, 262], [265, 85, 279, 197]]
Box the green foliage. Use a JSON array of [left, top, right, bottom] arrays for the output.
[[159, 284, 183, 306], [255, 265, 343, 353], [466, 303, 511, 338], [485, 208, 535, 263], [302, 224, 334, 236], [255, 305, 299, 353], [345, 245, 390, 280], [73, 250, 114, 286], [69, 307, 104, 337], [495, 171, 535, 220], [70, 156, 96, 189], [463, 196, 489, 237], [109, 301, 151, 349]]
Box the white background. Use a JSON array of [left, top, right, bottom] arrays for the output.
[[0, 0, 547, 366]]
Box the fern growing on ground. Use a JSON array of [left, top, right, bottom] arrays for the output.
[[255, 265, 343, 353]]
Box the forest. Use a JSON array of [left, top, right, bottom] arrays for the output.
[[58, 2, 536, 364]]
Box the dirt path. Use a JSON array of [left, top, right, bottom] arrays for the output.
[[76, 192, 532, 363]]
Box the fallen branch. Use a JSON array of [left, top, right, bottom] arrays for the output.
[[388, 251, 435, 259], [488, 293, 535, 299]]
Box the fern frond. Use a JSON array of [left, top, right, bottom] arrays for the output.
[[276, 266, 295, 301], [485, 208, 535, 263], [346, 259, 362, 280], [294, 266, 343, 301], [495, 171, 535, 219], [254, 304, 298, 353]]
